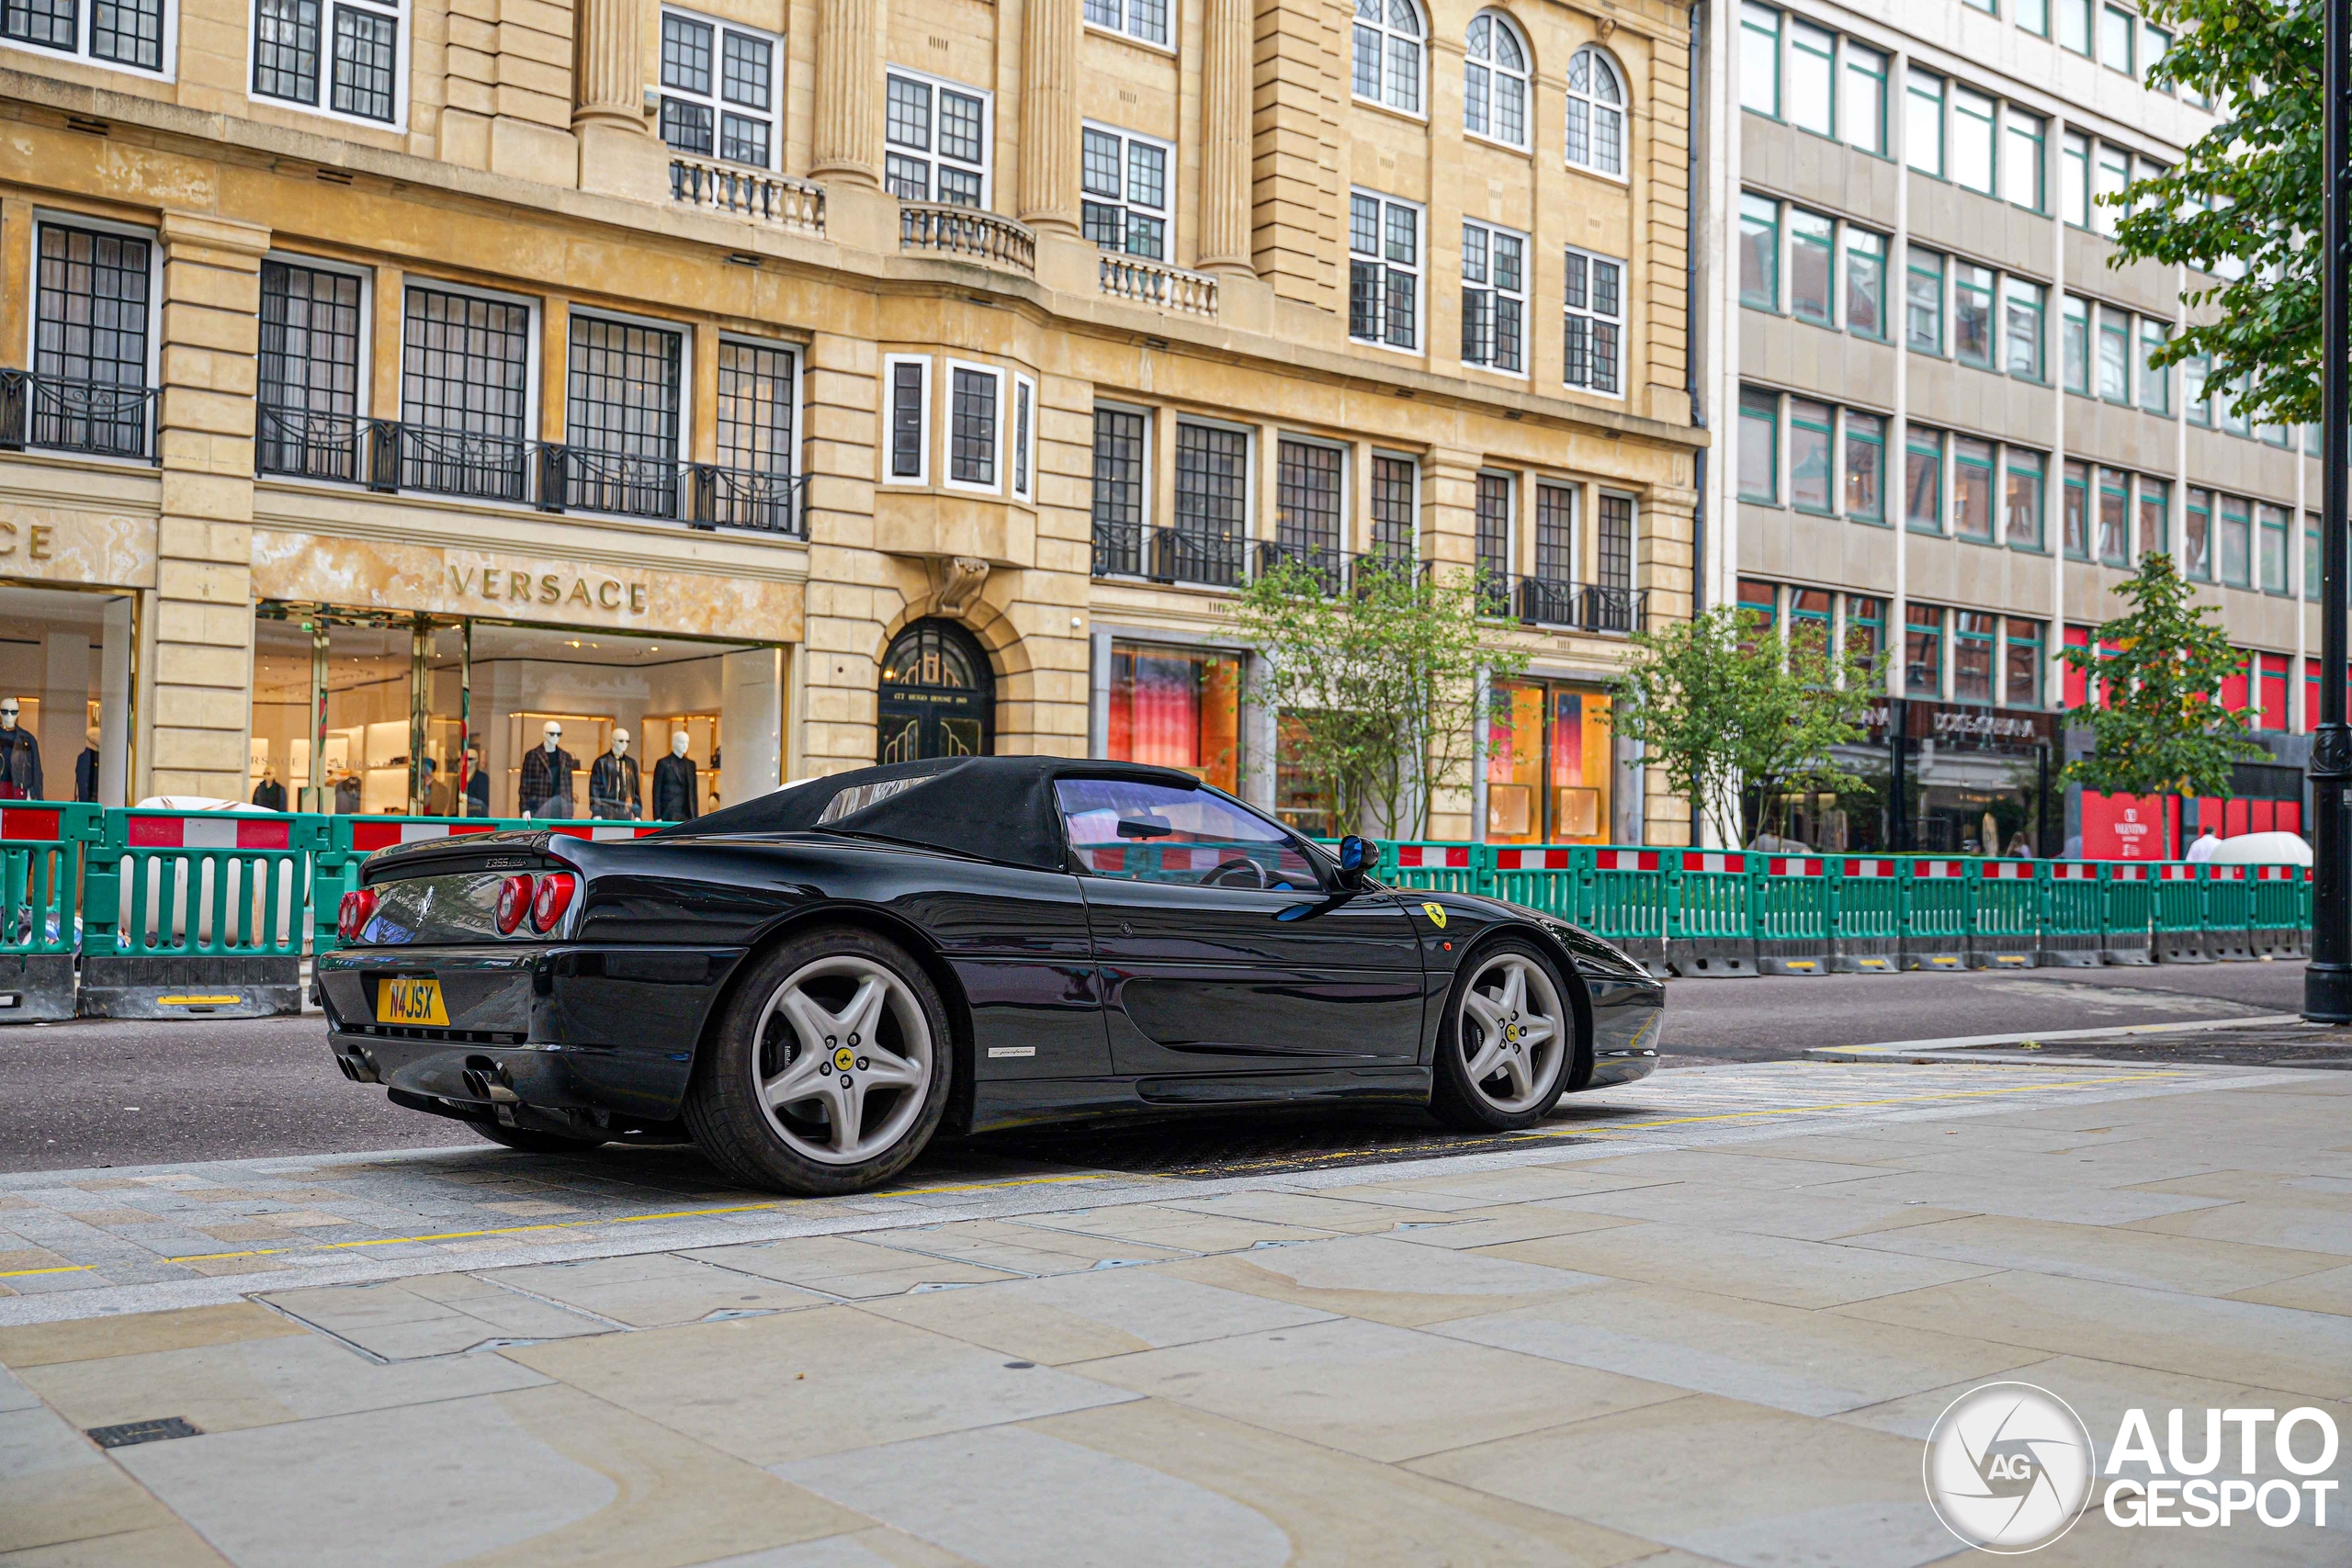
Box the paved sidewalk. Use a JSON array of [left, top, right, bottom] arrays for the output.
[[4, 1059, 2348, 1566]]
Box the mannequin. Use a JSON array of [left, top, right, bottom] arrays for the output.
[[590, 728, 642, 819], [463, 743, 489, 818], [0, 699, 41, 801], [251, 764, 286, 812], [652, 728, 699, 822], [517, 721, 580, 818], [75, 726, 99, 804]]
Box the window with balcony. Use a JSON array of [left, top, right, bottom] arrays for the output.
[[1562, 247, 1623, 394], [7, 0, 166, 73], [1598, 492, 1633, 592], [1172, 423, 1248, 584], [1464, 11, 1528, 147], [658, 10, 777, 166], [1082, 124, 1170, 259], [1349, 191, 1420, 350], [400, 284, 529, 498], [256, 258, 362, 479], [885, 71, 989, 207], [29, 222, 153, 458], [1475, 471, 1510, 605], [711, 339, 797, 527], [1370, 455, 1417, 566], [565, 314, 683, 515], [1084, 0, 1166, 49], [1845, 411, 1883, 521], [1461, 220, 1525, 373], [1274, 437, 1343, 568], [1534, 482, 1574, 583], [1565, 45, 1626, 175], [1091, 406, 1148, 573], [1352, 0, 1424, 115]]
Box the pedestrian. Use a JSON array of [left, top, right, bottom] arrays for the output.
[[2187, 826, 2219, 863], [2005, 832, 2034, 858]]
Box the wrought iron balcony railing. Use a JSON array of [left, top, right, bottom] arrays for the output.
[[0, 369, 157, 462], [1512, 574, 1648, 635], [254, 406, 808, 537], [1091, 525, 1250, 587]]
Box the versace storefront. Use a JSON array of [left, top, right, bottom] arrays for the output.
[[244, 531, 803, 821]]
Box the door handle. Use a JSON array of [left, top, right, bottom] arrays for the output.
[[1120, 920, 1133, 936]]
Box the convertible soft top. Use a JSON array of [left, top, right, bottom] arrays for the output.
[[660, 756, 1206, 870]]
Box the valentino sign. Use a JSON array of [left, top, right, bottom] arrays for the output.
[[447, 565, 649, 614]]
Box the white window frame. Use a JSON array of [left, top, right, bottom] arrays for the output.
[[1011, 373, 1036, 502], [656, 6, 782, 171], [1094, 401, 1156, 570], [1080, 121, 1174, 261], [1566, 45, 1630, 180], [1595, 488, 1639, 592], [396, 276, 540, 446], [1171, 414, 1253, 554], [1351, 0, 1427, 119], [1272, 430, 1348, 556], [1366, 448, 1422, 561], [942, 358, 1004, 496], [882, 353, 932, 487], [28, 212, 164, 388], [1460, 218, 1528, 378], [884, 67, 993, 209], [1463, 9, 1530, 151], [5, 0, 176, 80], [258, 249, 374, 422], [1348, 188, 1423, 355], [1562, 244, 1626, 400], [1474, 466, 1516, 580], [1082, 0, 1170, 52], [713, 332, 802, 474], [248, 0, 408, 131]]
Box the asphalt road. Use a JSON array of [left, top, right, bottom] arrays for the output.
[[0, 958, 2308, 1174]]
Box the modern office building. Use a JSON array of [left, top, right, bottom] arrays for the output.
[[0, 0, 1704, 842], [1703, 0, 2315, 854]]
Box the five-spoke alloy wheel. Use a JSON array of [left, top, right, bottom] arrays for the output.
[[685, 927, 954, 1193], [1430, 937, 1575, 1130]]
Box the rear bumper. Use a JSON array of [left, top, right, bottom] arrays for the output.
[[317, 942, 744, 1124]]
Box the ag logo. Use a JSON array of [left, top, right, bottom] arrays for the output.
[[1924, 1382, 2096, 1553], [1420, 901, 1447, 928]]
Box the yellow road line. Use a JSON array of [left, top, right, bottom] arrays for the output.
[[0, 1171, 1114, 1280]]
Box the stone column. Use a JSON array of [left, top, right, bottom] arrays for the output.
[[150, 212, 270, 799], [1019, 0, 1080, 232], [573, 0, 646, 132], [812, 0, 880, 186], [1197, 0, 1253, 273]]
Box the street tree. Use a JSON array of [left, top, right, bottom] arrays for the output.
[[1608, 604, 1876, 847], [2108, 0, 2324, 426], [2060, 551, 2264, 798], [1231, 558, 1525, 839]]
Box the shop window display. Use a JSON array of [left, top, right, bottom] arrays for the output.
[[1486, 680, 1611, 844], [1106, 642, 1240, 793], [252, 606, 782, 818], [0, 586, 132, 804]]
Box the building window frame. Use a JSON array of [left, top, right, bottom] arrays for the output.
[[1082, 0, 1170, 51], [257, 253, 368, 478], [1738, 385, 1780, 504], [1905, 244, 1944, 355], [6, 0, 175, 77], [655, 6, 780, 168], [1566, 44, 1629, 176], [1349, 188, 1422, 352], [1464, 9, 1531, 151], [1843, 39, 1887, 155], [1351, 0, 1428, 118], [1844, 409, 1885, 523], [1011, 373, 1035, 501], [883, 67, 992, 209], [882, 353, 932, 486], [1081, 121, 1173, 260], [1789, 398, 1834, 514], [2005, 107, 2045, 210], [1905, 424, 1944, 535], [1461, 218, 1527, 376], [941, 358, 1004, 495], [1905, 67, 1945, 178], [1562, 245, 1624, 397], [1845, 226, 1887, 339], [2005, 446, 2046, 551]]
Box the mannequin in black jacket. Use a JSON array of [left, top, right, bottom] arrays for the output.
[[589, 728, 642, 819], [0, 698, 41, 801], [652, 729, 699, 821], [517, 722, 580, 818]]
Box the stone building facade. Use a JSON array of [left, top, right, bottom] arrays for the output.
[[0, 0, 1701, 841]]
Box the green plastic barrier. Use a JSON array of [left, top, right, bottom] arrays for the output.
[[2039, 862, 2104, 967], [1969, 859, 2041, 969], [1572, 847, 1668, 975], [1751, 853, 1832, 975], [2099, 861, 2155, 964], [1829, 856, 1903, 972], [2199, 863, 2256, 961], [0, 803, 104, 1022], [2150, 863, 2209, 963], [1668, 851, 1757, 977], [1486, 845, 1577, 917], [1902, 858, 1970, 970], [2247, 864, 2308, 958], [1376, 841, 1485, 895]]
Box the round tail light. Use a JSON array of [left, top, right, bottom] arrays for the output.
[[530, 872, 577, 934], [495, 874, 534, 935], [337, 888, 379, 943]]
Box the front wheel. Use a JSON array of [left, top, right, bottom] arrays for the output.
[[1430, 938, 1576, 1131], [683, 926, 954, 1195]]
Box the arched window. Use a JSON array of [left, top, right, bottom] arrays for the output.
[[1464, 12, 1530, 147], [1566, 46, 1626, 176], [1352, 0, 1425, 116]]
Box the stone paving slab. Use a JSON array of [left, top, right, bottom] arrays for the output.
[[6, 1059, 2352, 1567]]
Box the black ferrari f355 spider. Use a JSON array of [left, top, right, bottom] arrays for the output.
[[319, 756, 1662, 1193]]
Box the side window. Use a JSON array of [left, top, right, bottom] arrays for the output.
[[1056, 779, 1321, 890]]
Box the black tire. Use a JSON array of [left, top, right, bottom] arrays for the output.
[[1430, 935, 1577, 1132], [470, 1121, 607, 1154], [683, 925, 955, 1195]]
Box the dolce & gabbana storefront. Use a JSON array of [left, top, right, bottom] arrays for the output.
[[1782, 699, 2058, 856], [245, 531, 803, 821]]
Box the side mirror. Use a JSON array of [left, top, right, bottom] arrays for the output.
[[1338, 835, 1380, 882]]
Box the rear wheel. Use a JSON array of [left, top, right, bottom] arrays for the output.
[[1430, 937, 1575, 1132], [684, 926, 954, 1195], [470, 1122, 607, 1154]]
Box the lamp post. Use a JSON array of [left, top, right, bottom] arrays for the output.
[[2308, 0, 2352, 1022]]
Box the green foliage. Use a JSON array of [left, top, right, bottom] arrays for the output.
[[2109, 1, 2321, 426], [2060, 552, 2265, 797], [1607, 605, 1876, 846], [1231, 558, 1525, 839]]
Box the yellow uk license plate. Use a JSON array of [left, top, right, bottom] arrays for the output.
[[378, 976, 448, 1026]]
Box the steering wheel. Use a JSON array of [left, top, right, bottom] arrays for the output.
[[1204, 857, 1271, 889]]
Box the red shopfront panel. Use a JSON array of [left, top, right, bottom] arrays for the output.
[[2260, 653, 2290, 732], [2310, 661, 2322, 734], [2278, 799, 2303, 834], [2064, 626, 2090, 709], [2220, 651, 2249, 716], [2080, 792, 2177, 859]]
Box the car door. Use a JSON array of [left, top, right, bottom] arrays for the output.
[[1055, 776, 1425, 1077]]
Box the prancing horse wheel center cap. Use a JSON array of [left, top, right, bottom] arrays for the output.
[[831, 1045, 856, 1072]]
